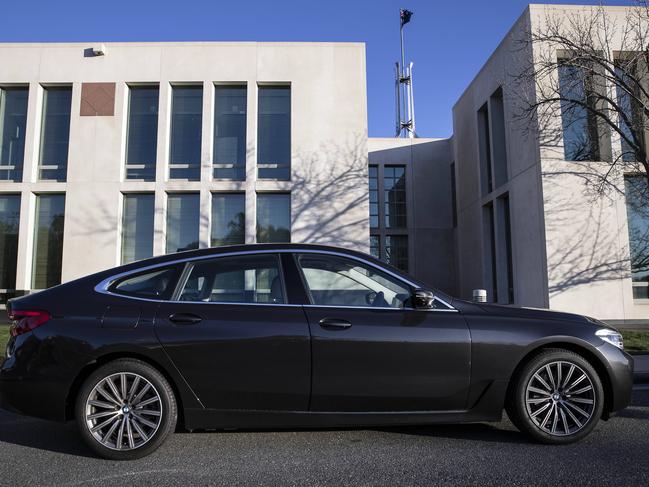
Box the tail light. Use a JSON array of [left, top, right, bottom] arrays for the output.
[[8, 310, 51, 337]]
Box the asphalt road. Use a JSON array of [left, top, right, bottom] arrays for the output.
[[0, 389, 647, 487]]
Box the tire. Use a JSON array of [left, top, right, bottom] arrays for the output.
[[75, 358, 177, 460], [506, 349, 604, 444]]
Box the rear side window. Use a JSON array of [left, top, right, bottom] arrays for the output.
[[177, 254, 285, 304], [110, 266, 181, 300]]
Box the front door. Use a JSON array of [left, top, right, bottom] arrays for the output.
[[294, 252, 471, 412], [154, 253, 310, 411]]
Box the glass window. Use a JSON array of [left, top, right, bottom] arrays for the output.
[[256, 193, 290, 243], [178, 254, 284, 304], [370, 235, 380, 260], [211, 193, 245, 247], [121, 194, 154, 264], [126, 86, 159, 180], [615, 63, 642, 163], [0, 195, 21, 296], [384, 166, 407, 228], [32, 194, 65, 289], [169, 86, 202, 180], [112, 266, 180, 300], [369, 165, 379, 228], [558, 63, 599, 162], [297, 253, 411, 308], [166, 193, 199, 254], [385, 235, 408, 272], [0, 87, 28, 182], [625, 176, 649, 300], [258, 86, 290, 180], [214, 86, 246, 180], [39, 87, 72, 181]]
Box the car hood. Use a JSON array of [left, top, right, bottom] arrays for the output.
[[455, 300, 601, 326]]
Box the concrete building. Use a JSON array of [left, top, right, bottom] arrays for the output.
[[0, 4, 647, 325]]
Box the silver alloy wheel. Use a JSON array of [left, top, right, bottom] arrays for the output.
[[84, 372, 163, 451], [525, 360, 596, 436]]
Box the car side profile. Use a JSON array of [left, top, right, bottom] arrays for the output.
[[0, 244, 634, 460]]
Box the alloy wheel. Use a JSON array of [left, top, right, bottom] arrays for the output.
[[524, 360, 596, 436], [84, 372, 163, 451]]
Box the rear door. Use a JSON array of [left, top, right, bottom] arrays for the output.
[[294, 252, 471, 412], [154, 252, 311, 411]]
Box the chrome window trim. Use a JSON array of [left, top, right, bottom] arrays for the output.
[[94, 248, 457, 311]]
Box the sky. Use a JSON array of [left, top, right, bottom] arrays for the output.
[[0, 0, 635, 137]]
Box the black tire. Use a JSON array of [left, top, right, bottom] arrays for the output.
[[75, 358, 177, 460], [506, 348, 604, 444]]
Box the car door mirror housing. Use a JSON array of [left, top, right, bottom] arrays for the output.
[[412, 289, 435, 309]]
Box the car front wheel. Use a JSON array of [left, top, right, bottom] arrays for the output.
[[507, 349, 604, 444], [75, 358, 177, 460]]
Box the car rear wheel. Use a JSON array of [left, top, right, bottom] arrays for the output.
[[507, 349, 604, 444], [75, 358, 177, 460]]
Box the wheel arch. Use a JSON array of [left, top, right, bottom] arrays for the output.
[[505, 341, 614, 419], [65, 352, 186, 426]]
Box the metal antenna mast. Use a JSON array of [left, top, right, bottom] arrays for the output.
[[395, 8, 415, 138]]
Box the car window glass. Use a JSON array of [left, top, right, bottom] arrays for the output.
[[178, 254, 285, 304], [112, 267, 179, 299], [296, 254, 411, 308]]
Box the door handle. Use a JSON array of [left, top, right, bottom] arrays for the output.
[[169, 313, 202, 325], [318, 318, 352, 330]]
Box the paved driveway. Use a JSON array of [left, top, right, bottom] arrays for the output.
[[0, 389, 647, 486]]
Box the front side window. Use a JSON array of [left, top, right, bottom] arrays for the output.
[[214, 86, 246, 180], [166, 193, 200, 254], [39, 86, 72, 181], [126, 86, 159, 180], [256, 193, 290, 243], [32, 194, 65, 289], [625, 176, 649, 300], [169, 86, 202, 180], [0, 87, 28, 181], [257, 86, 290, 180], [111, 266, 180, 300], [178, 254, 285, 304], [296, 253, 411, 309]]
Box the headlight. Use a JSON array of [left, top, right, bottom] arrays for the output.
[[596, 328, 624, 349]]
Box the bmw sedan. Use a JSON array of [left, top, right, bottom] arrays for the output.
[[0, 244, 634, 460]]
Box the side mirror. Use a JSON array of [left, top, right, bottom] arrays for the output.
[[412, 289, 435, 309]]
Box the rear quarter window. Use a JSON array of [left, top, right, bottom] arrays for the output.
[[109, 265, 182, 300]]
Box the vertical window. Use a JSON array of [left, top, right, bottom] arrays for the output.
[[32, 194, 65, 289], [497, 194, 514, 304], [385, 235, 408, 272], [558, 63, 600, 162], [214, 86, 246, 180], [482, 202, 497, 303], [126, 86, 159, 180], [39, 87, 72, 181], [258, 86, 290, 180], [0, 87, 28, 182], [477, 103, 493, 195], [256, 193, 290, 243], [625, 176, 649, 300], [384, 165, 407, 228], [490, 88, 508, 188], [369, 165, 379, 228], [369, 235, 380, 260], [450, 162, 457, 228], [0, 194, 21, 299], [166, 193, 199, 253], [614, 61, 643, 163], [121, 194, 154, 264], [211, 193, 245, 247], [169, 86, 202, 180]]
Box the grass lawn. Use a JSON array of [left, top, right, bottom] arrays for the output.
[[0, 325, 9, 361], [621, 330, 649, 353]]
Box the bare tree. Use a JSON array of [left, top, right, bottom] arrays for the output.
[[514, 1, 649, 200]]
